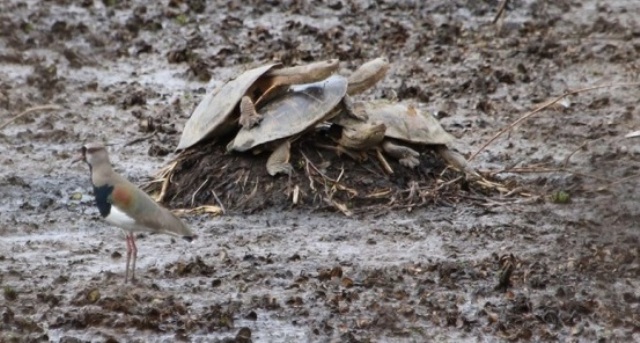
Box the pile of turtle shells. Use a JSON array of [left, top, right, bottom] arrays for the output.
[[149, 58, 482, 214]]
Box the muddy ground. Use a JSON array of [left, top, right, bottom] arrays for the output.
[[2, 0, 640, 342]]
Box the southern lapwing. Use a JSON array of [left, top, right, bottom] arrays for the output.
[[73, 142, 197, 283]]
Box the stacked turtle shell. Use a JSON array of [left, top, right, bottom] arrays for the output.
[[176, 58, 466, 176]]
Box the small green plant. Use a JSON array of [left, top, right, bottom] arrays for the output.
[[4, 286, 17, 301], [550, 190, 570, 204], [176, 14, 189, 26], [21, 22, 33, 33]]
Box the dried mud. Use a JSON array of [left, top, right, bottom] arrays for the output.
[[2, 0, 640, 342]]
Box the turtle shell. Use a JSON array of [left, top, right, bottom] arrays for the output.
[[335, 101, 455, 145], [176, 63, 281, 151], [229, 75, 349, 152]]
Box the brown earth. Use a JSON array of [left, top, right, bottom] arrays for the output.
[[2, 0, 640, 342]]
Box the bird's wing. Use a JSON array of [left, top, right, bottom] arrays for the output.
[[109, 178, 194, 238]]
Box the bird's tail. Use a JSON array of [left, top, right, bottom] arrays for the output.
[[182, 234, 198, 242]]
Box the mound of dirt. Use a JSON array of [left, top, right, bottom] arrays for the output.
[[146, 132, 498, 215]]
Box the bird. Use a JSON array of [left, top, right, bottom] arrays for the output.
[[73, 142, 197, 283]]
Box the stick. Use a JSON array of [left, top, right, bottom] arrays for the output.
[[303, 159, 316, 192], [492, 0, 509, 24], [191, 178, 209, 207], [300, 151, 335, 182], [155, 161, 177, 203], [235, 177, 259, 209], [124, 132, 156, 147], [468, 83, 640, 162], [0, 104, 62, 130], [375, 148, 394, 174], [323, 197, 353, 217], [292, 185, 300, 205], [493, 166, 609, 182], [562, 140, 590, 169], [211, 190, 226, 214], [596, 173, 640, 190], [335, 166, 345, 184]]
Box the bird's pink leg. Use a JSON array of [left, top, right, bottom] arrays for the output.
[[125, 233, 132, 284], [130, 234, 138, 283]]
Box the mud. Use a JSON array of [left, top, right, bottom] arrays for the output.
[[2, 0, 640, 342]]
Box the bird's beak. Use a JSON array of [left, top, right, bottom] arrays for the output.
[[626, 131, 640, 139], [71, 152, 85, 164]]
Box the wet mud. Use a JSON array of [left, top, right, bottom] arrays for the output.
[[2, 0, 640, 342]]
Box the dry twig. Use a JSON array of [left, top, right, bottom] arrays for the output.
[[211, 190, 226, 214], [191, 178, 209, 207], [153, 160, 178, 203], [492, 166, 608, 182], [0, 104, 62, 130], [492, 0, 509, 24], [469, 83, 640, 162], [124, 132, 156, 147], [596, 173, 640, 190]]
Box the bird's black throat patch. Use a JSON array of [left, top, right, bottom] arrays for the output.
[[93, 184, 113, 217]]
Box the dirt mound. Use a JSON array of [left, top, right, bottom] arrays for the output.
[[146, 132, 494, 215]]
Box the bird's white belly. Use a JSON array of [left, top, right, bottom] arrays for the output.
[[105, 207, 148, 232]]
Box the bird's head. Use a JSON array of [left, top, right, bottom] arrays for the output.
[[72, 142, 111, 167]]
